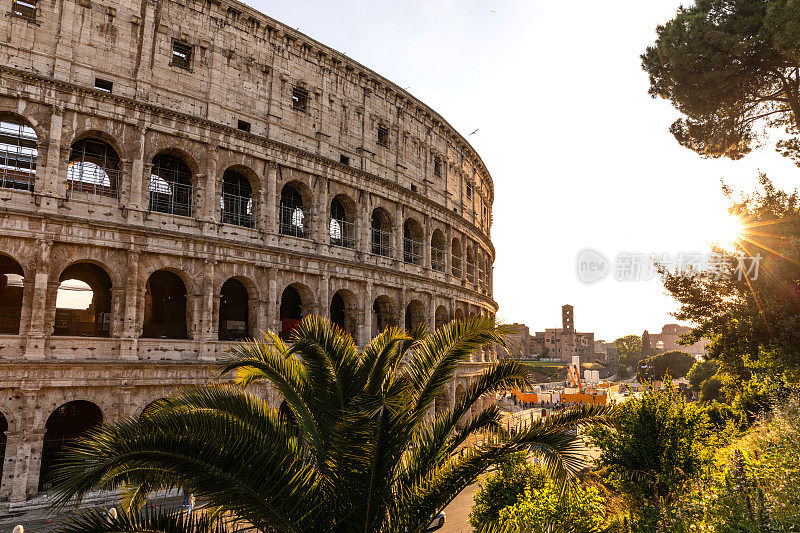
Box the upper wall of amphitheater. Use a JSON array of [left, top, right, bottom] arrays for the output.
[[0, 0, 493, 240]]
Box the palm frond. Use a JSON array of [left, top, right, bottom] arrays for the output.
[[57, 506, 226, 533]]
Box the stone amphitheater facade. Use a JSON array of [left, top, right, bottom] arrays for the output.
[[0, 0, 498, 508]]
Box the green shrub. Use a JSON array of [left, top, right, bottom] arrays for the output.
[[497, 477, 607, 532], [469, 453, 545, 528], [700, 375, 724, 402], [687, 360, 719, 392], [637, 351, 696, 382]]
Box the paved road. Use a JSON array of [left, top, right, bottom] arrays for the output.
[[438, 483, 478, 533]]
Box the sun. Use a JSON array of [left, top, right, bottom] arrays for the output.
[[706, 214, 745, 250]]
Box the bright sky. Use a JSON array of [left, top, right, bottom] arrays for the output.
[[245, 0, 799, 341]]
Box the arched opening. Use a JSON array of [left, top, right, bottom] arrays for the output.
[[220, 168, 255, 228], [66, 138, 121, 198], [451, 238, 463, 278], [54, 263, 112, 337], [219, 278, 249, 341], [330, 290, 357, 339], [431, 229, 446, 272], [0, 411, 7, 483], [403, 218, 424, 265], [149, 153, 193, 217], [329, 196, 355, 248], [466, 244, 476, 284], [0, 254, 24, 335], [455, 383, 468, 428], [0, 116, 38, 192], [434, 389, 449, 415], [372, 296, 396, 335], [371, 209, 392, 257], [279, 285, 303, 339], [435, 305, 450, 331], [477, 250, 486, 290], [405, 299, 426, 331], [455, 308, 465, 322], [38, 400, 103, 492], [143, 270, 187, 339], [279, 185, 306, 238]]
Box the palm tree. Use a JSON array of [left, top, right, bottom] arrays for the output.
[[52, 315, 612, 533]]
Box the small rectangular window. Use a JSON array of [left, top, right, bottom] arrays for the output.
[[377, 125, 389, 148], [433, 157, 442, 177], [292, 87, 308, 112], [171, 40, 193, 70], [237, 119, 251, 132], [12, 0, 36, 21], [410, 184, 418, 193], [466, 183, 473, 200], [94, 78, 113, 93], [339, 154, 350, 166]]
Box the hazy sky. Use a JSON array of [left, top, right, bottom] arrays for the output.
[[244, 0, 799, 341]]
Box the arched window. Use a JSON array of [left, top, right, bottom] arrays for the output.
[[54, 263, 113, 337], [431, 229, 446, 272], [67, 138, 121, 198], [455, 308, 465, 322], [405, 300, 426, 330], [329, 196, 355, 248], [149, 154, 193, 217], [435, 305, 450, 330], [0, 117, 37, 192], [279, 285, 303, 339], [143, 270, 187, 339], [330, 290, 357, 338], [39, 401, 103, 492], [371, 209, 392, 257], [219, 278, 249, 340], [466, 244, 476, 284], [0, 254, 24, 335], [279, 185, 305, 238], [372, 296, 396, 335], [403, 219, 424, 265], [220, 169, 255, 228], [451, 238, 463, 278], [435, 389, 449, 414]]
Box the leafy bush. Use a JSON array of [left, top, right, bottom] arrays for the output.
[[586, 380, 711, 529], [701, 375, 724, 402], [497, 477, 607, 532], [469, 453, 545, 527], [637, 351, 696, 382], [687, 359, 719, 392]]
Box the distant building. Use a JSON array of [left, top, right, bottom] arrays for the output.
[[650, 324, 706, 356], [503, 323, 534, 359], [594, 340, 618, 364], [533, 305, 595, 362]]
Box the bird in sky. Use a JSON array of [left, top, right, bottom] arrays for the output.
[[469, 128, 479, 135]]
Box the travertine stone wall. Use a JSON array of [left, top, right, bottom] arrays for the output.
[[0, 0, 498, 507]]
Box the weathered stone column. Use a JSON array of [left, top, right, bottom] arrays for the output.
[[315, 178, 330, 245], [319, 273, 330, 319], [125, 125, 147, 224], [399, 286, 406, 331], [109, 287, 126, 338], [24, 240, 51, 360], [267, 268, 278, 332], [265, 163, 279, 235], [358, 192, 370, 255], [395, 205, 404, 262], [361, 280, 373, 345], [38, 107, 64, 212], [0, 429, 19, 501], [424, 214, 431, 270], [445, 225, 452, 276]]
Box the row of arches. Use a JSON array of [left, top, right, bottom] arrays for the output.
[[1, 254, 479, 341], [0, 115, 492, 281]]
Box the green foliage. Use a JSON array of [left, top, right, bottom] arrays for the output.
[[586, 380, 711, 529], [688, 359, 720, 392], [50, 316, 615, 533], [642, 0, 800, 163], [701, 375, 724, 403], [637, 351, 696, 383], [614, 335, 642, 367], [659, 176, 800, 378], [641, 330, 654, 360], [496, 476, 607, 533], [469, 453, 545, 528], [671, 394, 800, 532]]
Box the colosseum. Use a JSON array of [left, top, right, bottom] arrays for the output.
[[0, 0, 497, 509]]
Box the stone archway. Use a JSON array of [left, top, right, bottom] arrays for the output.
[[38, 400, 103, 492]]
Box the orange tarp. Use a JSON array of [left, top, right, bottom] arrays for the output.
[[561, 393, 607, 405], [512, 390, 538, 403]]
